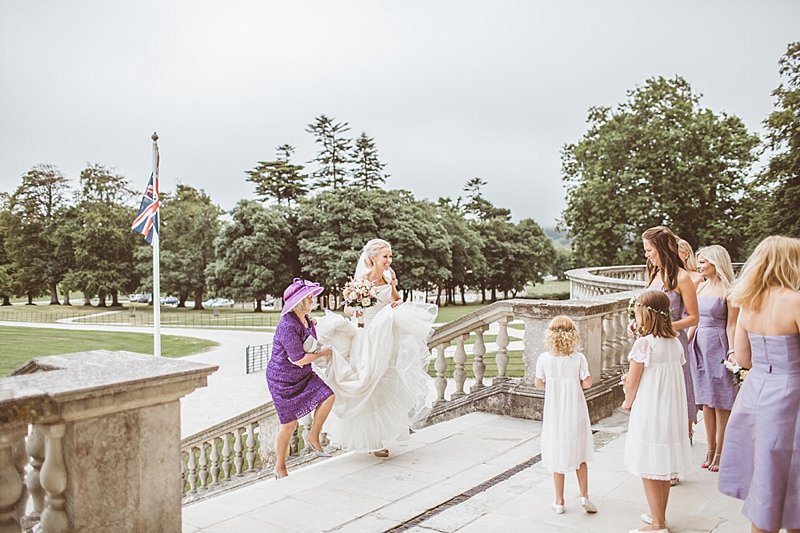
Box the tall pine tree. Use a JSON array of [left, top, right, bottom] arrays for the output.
[[350, 132, 388, 190], [246, 144, 309, 205], [306, 115, 352, 189]]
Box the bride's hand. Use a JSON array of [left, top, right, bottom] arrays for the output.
[[390, 300, 401, 308]]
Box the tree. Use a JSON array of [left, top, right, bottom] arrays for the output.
[[159, 184, 221, 309], [0, 194, 13, 305], [504, 219, 556, 294], [750, 42, 800, 241], [246, 144, 309, 205], [67, 165, 138, 307], [462, 177, 511, 221], [436, 199, 486, 305], [550, 247, 574, 281], [350, 132, 388, 190], [561, 76, 759, 266], [5, 165, 71, 304], [206, 200, 294, 312], [306, 115, 352, 189]]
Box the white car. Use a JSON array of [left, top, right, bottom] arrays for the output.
[[203, 298, 234, 308]]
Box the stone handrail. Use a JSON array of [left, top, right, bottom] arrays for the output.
[[565, 265, 647, 299], [180, 400, 331, 502], [427, 293, 637, 408], [0, 351, 216, 533]]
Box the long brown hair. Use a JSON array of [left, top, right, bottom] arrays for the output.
[[635, 290, 678, 338], [643, 226, 682, 291]]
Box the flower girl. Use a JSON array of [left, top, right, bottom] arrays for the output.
[[622, 290, 692, 533], [534, 316, 597, 515]]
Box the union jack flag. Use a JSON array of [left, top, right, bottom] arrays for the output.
[[131, 156, 160, 245]]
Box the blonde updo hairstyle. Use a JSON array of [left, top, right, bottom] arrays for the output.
[[361, 238, 392, 270], [696, 244, 735, 291], [544, 315, 581, 355], [677, 238, 698, 272]]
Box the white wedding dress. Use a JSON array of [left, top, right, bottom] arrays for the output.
[[314, 282, 437, 451]]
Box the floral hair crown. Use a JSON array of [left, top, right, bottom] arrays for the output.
[[627, 297, 671, 320]]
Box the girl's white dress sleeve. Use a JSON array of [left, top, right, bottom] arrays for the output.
[[535, 352, 547, 380], [577, 352, 590, 380], [628, 336, 652, 366]]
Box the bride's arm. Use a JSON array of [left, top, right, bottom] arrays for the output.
[[388, 268, 401, 305]]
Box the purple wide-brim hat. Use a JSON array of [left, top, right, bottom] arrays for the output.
[[281, 278, 324, 316]]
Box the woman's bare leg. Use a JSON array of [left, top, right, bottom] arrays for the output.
[[275, 420, 298, 477]]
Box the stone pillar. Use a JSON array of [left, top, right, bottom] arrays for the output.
[[521, 316, 549, 384]]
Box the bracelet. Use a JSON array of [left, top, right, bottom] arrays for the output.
[[726, 349, 735, 356]]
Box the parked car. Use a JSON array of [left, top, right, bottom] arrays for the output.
[[160, 296, 179, 306], [262, 298, 276, 309], [203, 297, 235, 308]]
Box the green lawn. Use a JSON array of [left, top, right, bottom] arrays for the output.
[[0, 326, 218, 376]]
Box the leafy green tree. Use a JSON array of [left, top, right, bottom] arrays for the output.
[[68, 164, 137, 307], [463, 177, 511, 221], [750, 42, 800, 242], [550, 247, 575, 281], [350, 132, 388, 190], [206, 200, 294, 312], [306, 115, 352, 189], [5, 165, 71, 304], [0, 194, 13, 305], [561, 76, 759, 266], [436, 199, 486, 305], [159, 184, 221, 309], [246, 144, 309, 205]]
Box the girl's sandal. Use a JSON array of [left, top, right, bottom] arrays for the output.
[[701, 448, 716, 469], [708, 454, 721, 473], [669, 475, 680, 487]]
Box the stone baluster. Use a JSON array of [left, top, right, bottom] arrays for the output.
[[181, 459, 187, 495], [0, 425, 25, 533], [186, 448, 198, 493], [451, 335, 468, 399], [209, 438, 220, 486], [615, 311, 628, 366], [221, 432, 232, 480], [289, 426, 299, 456], [39, 423, 68, 533], [197, 443, 209, 488], [12, 436, 28, 527], [471, 326, 487, 392], [299, 414, 312, 454], [494, 318, 510, 383], [25, 425, 45, 522], [602, 314, 615, 371], [434, 342, 448, 405], [245, 424, 256, 471], [233, 428, 244, 475]]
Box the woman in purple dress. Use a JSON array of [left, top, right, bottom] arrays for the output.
[[642, 226, 699, 484], [687, 245, 739, 473], [266, 278, 335, 478], [719, 236, 800, 533]]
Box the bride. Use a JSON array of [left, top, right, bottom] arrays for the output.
[[314, 238, 438, 457]]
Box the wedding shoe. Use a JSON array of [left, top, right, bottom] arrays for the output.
[[273, 467, 287, 479], [580, 497, 597, 513], [701, 448, 716, 469], [639, 514, 668, 529], [372, 448, 390, 458], [304, 439, 332, 458], [550, 502, 564, 514]]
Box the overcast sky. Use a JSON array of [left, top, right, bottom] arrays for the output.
[[1, 1, 798, 227]]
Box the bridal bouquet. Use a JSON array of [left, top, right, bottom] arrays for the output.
[[342, 278, 378, 310], [722, 357, 748, 386]]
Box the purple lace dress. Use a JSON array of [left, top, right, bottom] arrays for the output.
[[266, 312, 333, 424], [718, 334, 800, 531], [688, 296, 737, 410]]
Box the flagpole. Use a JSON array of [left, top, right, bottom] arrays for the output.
[[151, 132, 162, 357]]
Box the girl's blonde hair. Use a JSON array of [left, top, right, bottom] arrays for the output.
[[544, 316, 581, 355], [677, 238, 698, 272], [696, 244, 735, 291], [634, 290, 678, 338], [729, 235, 800, 311]]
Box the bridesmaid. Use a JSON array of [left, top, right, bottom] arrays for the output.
[[642, 227, 700, 465], [687, 245, 739, 473], [718, 236, 800, 533], [678, 238, 704, 288], [266, 278, 335, 478]]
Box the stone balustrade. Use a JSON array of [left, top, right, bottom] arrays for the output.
[[0, 351, 216, 533], [565, 265, 647, 299], [426, 292, 636, 424]]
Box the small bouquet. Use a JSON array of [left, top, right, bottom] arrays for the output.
[[627, 297, 639, 338], [722, 357, 748, 386], [342, 278, 378, 310]]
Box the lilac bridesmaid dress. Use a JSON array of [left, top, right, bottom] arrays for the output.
[[718, 333, 800, 531], [688, 296, 737, 410], [665, 289, 699, 423]]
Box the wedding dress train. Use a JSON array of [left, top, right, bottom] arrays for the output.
[[314, 285, 437, 451]]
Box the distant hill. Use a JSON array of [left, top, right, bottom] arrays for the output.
[[543, 226, 570, 248]]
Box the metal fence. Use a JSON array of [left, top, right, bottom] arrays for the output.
[[0, 308, 280, 329], [246, 344, 272, 374]]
